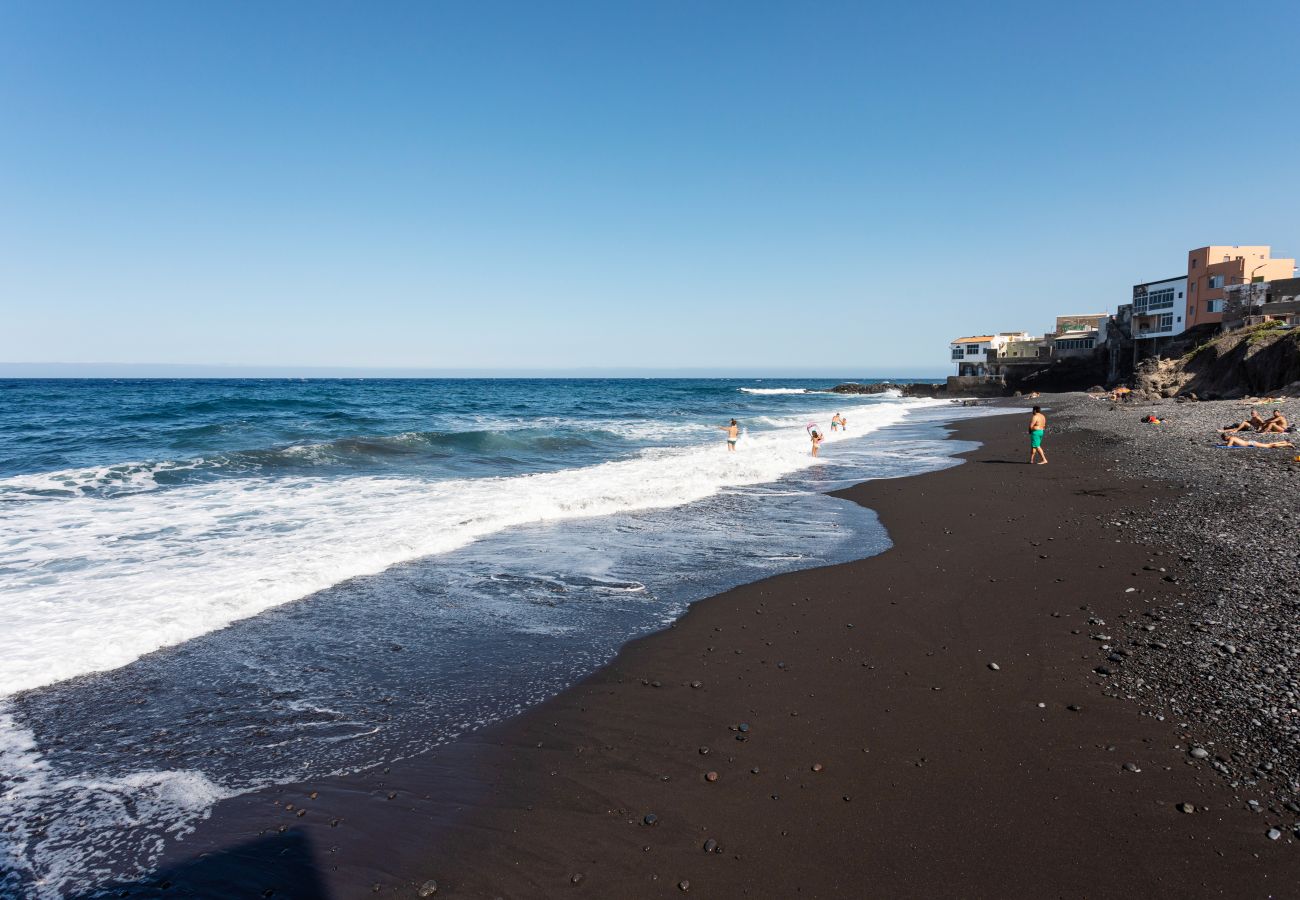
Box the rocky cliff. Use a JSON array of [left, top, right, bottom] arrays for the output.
[[1135, 322, 1300, 399]]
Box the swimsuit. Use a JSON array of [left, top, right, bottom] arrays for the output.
[[1030, 428, 1044, 449]]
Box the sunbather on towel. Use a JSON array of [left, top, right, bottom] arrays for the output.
[[1218, 432, 1294, 449]]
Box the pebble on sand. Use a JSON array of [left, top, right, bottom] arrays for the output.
[[1268, 828, 1282, 841], [811, 763, 824, 773], [678, 880, 691, 892], [643, 813, 659, 826], [703, 838, 719, 853], [1189, 747, 1209, 760], [705, 771, 719, 782], [1178, 802, 1196, 814], [418, 880, 438, 897], [987, 663, 1000, 671]]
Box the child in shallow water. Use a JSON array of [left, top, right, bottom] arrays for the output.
[[810, 429, 823, 457]]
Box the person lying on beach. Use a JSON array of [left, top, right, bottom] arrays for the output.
[[1217, 433, 1295, 449], [717, 419, 740, 451], [810, 429, 823, 457]]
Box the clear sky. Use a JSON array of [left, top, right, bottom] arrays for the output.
[[2, 0, 1297, 376]]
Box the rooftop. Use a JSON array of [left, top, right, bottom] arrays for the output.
[[951, 335, 995, 344], [1133, 276, 1185, 289]]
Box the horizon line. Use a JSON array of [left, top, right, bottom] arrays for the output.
[[0, 362, 948, 380]]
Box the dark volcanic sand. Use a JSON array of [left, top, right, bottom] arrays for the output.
[[128, 415, 1300, 899]]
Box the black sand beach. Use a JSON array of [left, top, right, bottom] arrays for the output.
[[126, 407, 1300, 899]]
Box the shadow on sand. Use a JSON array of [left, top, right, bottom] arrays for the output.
[[73, 830, 332, 900]]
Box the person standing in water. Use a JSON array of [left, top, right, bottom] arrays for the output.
[[1028, 406, 1048, 465], [810, 429, 823, 457], [830, 413, 846, 432], [717, 419, 740, 451]]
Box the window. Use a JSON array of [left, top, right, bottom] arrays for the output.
[[965, 345, 981, 355], [1207, 299, 1225, 313], [1178, 291, 1183, 298], [951, 348, 963, 360], [1208, 275, 1224, 289], [1158, 313, 1174, 330], [1138, 287, 1175, 312]]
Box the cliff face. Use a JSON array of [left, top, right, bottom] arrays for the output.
[[1135, 323, 1300, 399]]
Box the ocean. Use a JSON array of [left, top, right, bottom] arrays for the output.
[[0, 377, 989, 896]]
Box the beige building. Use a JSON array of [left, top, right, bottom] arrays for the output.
[[1186, 246, 1296, 329]]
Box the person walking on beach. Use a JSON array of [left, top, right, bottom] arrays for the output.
[[1028, 406, 1047, 465], [831, 413, 846, 432], [810, 428, 823, 457], [717, 419, 740, 452]]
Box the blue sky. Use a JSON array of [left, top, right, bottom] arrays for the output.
[[2, 0, 1297, 376]]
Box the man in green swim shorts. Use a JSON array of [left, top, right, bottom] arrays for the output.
[[1028, 406, 1047, 465]]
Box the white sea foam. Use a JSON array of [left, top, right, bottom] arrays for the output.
[[0, 702, 231, 898], [737, 387, 815, 395], [0, 399, 936, 697]]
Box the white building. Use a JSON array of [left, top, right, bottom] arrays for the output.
[[949, 332, 1031, 375], [1131, 276, 1188, 340]]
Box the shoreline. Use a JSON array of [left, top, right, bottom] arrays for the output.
[[120, 408, 1300, 898]]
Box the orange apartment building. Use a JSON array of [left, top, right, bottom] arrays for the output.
[[1186, 245, 1296, 329]]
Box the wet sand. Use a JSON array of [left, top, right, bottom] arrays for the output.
[[133, 414, 1300, 899]]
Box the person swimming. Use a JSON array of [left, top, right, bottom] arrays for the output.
[[717, 419, 740, 451]]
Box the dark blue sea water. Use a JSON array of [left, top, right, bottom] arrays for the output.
[[0, 377, 981, 896]]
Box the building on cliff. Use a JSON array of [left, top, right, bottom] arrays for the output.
[[948, 333, 1031, 376], [1186, 246, 1296, 330], [1222, 276, 1300, 330], [1131, 276, 1188, 341]]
